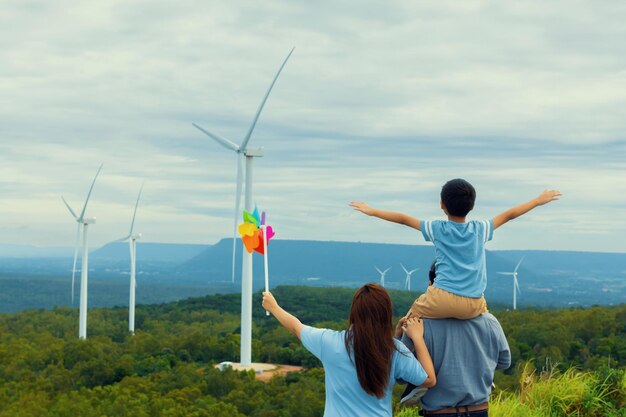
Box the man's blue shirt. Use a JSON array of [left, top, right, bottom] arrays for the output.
[[301, 325, 427, 417], [420, 219, 494, 298], [420, 314, 510, 410]]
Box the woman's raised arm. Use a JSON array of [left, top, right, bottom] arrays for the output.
[[262, 291, 304, 339]]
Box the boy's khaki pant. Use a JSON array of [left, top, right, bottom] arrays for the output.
[[407, 285, 488, 320]]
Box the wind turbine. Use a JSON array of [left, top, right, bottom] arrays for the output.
[[61, 163, 103, 340], [400, 264, 419, 291], [192, 47, 294, 367], [117, 183, 143, 334], [498, 257, 524, 310], [375, 266, 391, 287]]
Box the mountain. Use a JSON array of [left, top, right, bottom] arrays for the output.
[[91, 242, 208, 263], [0, 238, 624, 312], [0, 243, 71, 258], [185, 239, 626, 308]]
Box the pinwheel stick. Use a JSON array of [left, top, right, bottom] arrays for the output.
[[262, 224, 270, 316]]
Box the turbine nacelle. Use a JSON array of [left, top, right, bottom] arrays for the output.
[[244, 147, 264, 157], [82, 217, 96, 225]]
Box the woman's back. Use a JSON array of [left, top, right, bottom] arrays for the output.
[[301, 326, 426, 417]]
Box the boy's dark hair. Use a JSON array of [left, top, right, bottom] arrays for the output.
[[441, 178, 476, 217]]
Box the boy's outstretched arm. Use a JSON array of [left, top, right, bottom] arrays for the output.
[[349, 202, 421, 231], [493, 189, 562, 230]]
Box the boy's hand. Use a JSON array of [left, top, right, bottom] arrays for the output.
[[494, 189, 562, 230], [535, 190, 562, 206], [262, 291, 279, 313], [403, 317, 424, 340], [349, 201, 375, 216]]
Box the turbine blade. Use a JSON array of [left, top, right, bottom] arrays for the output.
[[71, 223, 81, 304], [61, 197, 78, 219], [515, 278, 521, 294], [400, 263, 409, 274], [409, 268, 419, 274], [514, 256, 525, 273], [375, 266, 383, 274], [383, 267, 391, 274], [231, 154, 244, 284], [129, 182, 144, 236], [192, 123, 240, 152], [497, 272, 515, 275], [78, 163, 103, 221], [240, 47, 295, 151]]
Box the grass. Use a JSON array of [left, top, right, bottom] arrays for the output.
[[396, 365, 626, 417]]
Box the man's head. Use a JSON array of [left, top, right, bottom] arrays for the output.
[[428, 261, 436, 286], [440, 178, 476, 217]]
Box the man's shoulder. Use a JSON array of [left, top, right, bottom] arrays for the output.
[[423, 314, 503, 333]]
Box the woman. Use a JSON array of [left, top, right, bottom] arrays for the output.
[[262, 283, 436, 417]]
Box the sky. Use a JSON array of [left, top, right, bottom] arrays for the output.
[[0, 0, 625, 252]]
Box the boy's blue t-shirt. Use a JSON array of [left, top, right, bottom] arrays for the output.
[[301, 325, 427, 417], [420, 219, 494, 298]]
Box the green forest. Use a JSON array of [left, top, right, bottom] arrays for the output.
[[1, 286, 625, 416]]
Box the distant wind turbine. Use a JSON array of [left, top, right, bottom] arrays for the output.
[[400, 264, 419, 291], [192, 47, 294, 367], [498, 257, 524, 310], [375, 266, 391, 287], [117, 183, 143, 334], [61, 163, 103, 339]]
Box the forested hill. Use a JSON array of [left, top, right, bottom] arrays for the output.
[[1, 286, 625, 416]]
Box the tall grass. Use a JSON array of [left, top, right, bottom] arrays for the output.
[[396, 365, 626, 417]]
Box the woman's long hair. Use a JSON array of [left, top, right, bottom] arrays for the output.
[[344, 283, 396, 398]]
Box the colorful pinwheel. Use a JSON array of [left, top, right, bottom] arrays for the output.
[[238, 207, 275, 315], [238, 207, 275, 254]]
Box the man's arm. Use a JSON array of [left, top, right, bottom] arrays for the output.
[[493, 190, 561, 230], [349, 202, 421, 231], [262, 292, 304, 339], [404, 317, 436, 388]]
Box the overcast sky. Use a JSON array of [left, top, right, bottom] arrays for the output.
[[1, 0, 624, 252]]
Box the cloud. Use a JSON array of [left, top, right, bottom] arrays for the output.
[[0, 0, 624, 252]]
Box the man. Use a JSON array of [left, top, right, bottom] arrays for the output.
[[400, 262, 511, 417]]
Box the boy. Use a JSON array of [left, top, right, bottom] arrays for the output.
[[350, 178, 561, 319]]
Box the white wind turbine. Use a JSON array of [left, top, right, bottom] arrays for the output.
[[61, 163, 103, 340], [192, 47, 294, 367], [117, 183, 143, 334], [375, 266, 391, 287], [401, 264, 419, 291], [498, 257, 525, 310]]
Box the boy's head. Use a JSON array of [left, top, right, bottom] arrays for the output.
[[440, 178, 476, 217]]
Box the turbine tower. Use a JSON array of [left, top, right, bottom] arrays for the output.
[[497, 257, 524, 310], [117, 183, 143, 334], [375, 266, 391, 287], [61, 163, 103, 340], [192, 48, 294, 367], [400, 264, 419, 291]]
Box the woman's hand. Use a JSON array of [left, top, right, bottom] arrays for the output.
[[262, 291, 304, 339], [394, 315, 409, 337], [403, 317, 424, 340], [262, 291, 279, 313]]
